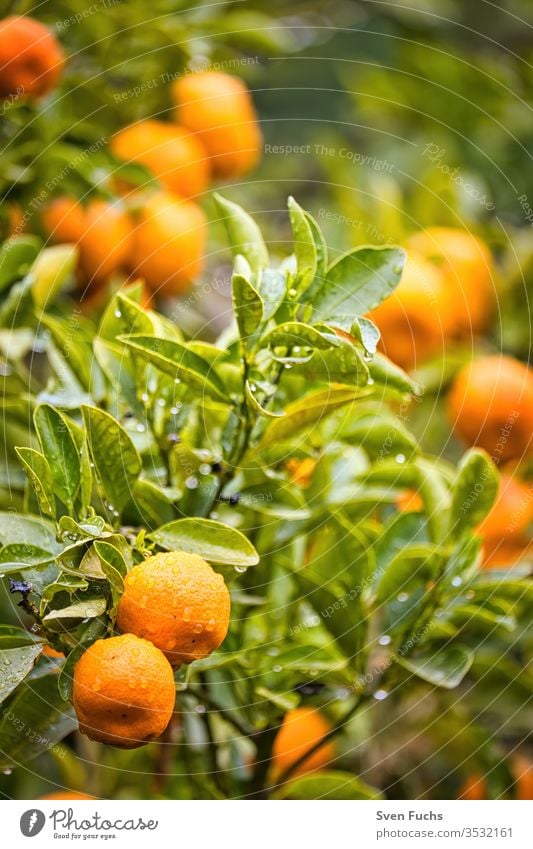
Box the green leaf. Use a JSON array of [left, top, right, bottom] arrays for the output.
[[151, 518, 259, 567], [256, 386, 370, 449], [367, 351, 418, 395], [245, 380, 283, 418], [33, 404, 81, 511], [0, 625, 42, 649], [293, 341, 370, 386], [288, 196, 317, 289], [42, 598, 107, 631], [0, 235, 41, 294], [350, 316, 381, 355], [279, 771, 382, 800], [256, 268, 287, 320], [0, 643, 42, 703], [82, 405, 142, 513], [0, 543, 55, 573], [15, 447, 56, 517], [232, 273, 263, 340], [0, 673, 76, 769], [263, 322, 339, 350], [397, 645, 474, 689], [118, 335, 229, 403], [30, 244, 78, 307], [214, 193, 269, 274], [376, 544, 444, 604], [312, 246, 405, 320], [0, 512, 61, 553], [57, 618, 107, 701], [450, 449, 499, 536], [93, 540, 126, 612]]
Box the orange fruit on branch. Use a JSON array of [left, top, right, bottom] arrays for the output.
[[448, 355, 533, 462], [72, 634, 175, 748], [129, 191, 206, 295], [117, 551, 231, 667], [407, 227, 494, 335], [111, 119, 210, 198], [39, 792, 95, 800], [172, 71, 262, 178], [41, 196, 86, 245], [78, 199, 133, 285], [0, 15, 64, 99], [272, 707, 334, 779]]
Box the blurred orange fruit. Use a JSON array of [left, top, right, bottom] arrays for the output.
[[272, 707, 334, 779], [111, 119, 210, 198], [39, 792, 95, 800], [172, 71, 262, 178], [448, 355, 533, 462], [0, 16, 64, 99], [72, 634, 175, 748], [286, 458, 316, 488], [370, 253, 450, 370], [78, 199, 133, 285], [41, 196, 86, 245], [407, 227, 493, 335], [129, 191, 206, 295]]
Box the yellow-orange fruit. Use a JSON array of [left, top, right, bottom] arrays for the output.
[[111, 119, 210, 198], [458, 773, 486, 800], [0, 16, 64, 99], [41, 196, 86, 245], [407, 227, 493, 335], [286, 458, 316, 488], [42, 645, 65, 659], [39, 792, 95, 800], [78, 200, 133, 284], [72, 634, 175, 748], [129, 191, 206, 295], [369, 253, 451, 370], [272, 707, 334, 778], [478, 472, 532, 542], [448, 355, 533, 462], [172, 71, 262, 178], [117, 551, 231, 667], [513, 756, 533, 800], [396, 489, 424, 513]]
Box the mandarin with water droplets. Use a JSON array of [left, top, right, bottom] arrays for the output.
[[116, 551, 231, 667]]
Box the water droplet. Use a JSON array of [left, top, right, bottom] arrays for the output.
[[373, 689, 389, 701], [170, 406, 180, 415], [183, 607, 191, 622], [206, 618, 215, 632], [199, 463, 211, 475], [174, 378, 181, 384], [136, 424, 146, 433], [395, 453, 406, 464], [193, 623, 203, 634], [378, 635, 392, 646], [367, 377, 374, 385], [397, 592, 409, 603], [393, 264, 403, 274], [272, 665, 282, 673], [288, 288, 297, 298], [451, 576, 462, 587], [185, 475, 198, 489], [284, 364, 292, 370], [2, 768, 12, 776], [234, 565, 247, 574], [140, 679, 148, 690], [195, 704, 206, 714], [141, 393, 149, 402], [157, 398, 166, 407], [363, 350, 373, 362], [166, 639, 177, 650], [114, 309, 122, 318]]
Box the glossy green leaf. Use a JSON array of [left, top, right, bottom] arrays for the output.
[[232, 273, 263, 339], [0, 643, 42, 704], [151, 518, 259, 567], [33, 404, 81, 510], [0, 673, 76, 769], [118, 335, 228, 403], [288, 196, 317, 289], [397, 645, 474, 689], [312, 246, 405, 319], [82, 405, 142, 513], [0, 512, 61, 553], [264, 322, 339, 350], [42, 598, 107, 631], [214, 193, 269, 274], [279, 770, 382, 800], [450, 449, 499, 536], [30, 244, 78, 307], [0, 543, 55, 573], [15, 447, 55, 517]]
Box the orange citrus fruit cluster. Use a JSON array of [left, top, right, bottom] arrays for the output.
[[40, 71, 261, 300], [72, 551, 230, 748], [0, 16, 64, 100], [370, 227, 494, 370], [459, 756, 533, 800]]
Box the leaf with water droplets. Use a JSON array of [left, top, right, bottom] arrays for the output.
[[150, 518, 259, 568], [15, 447, 56, 517], [0, 643, 42, 704], [82, 405, 142, 514], [33, 404, 81, 511]]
